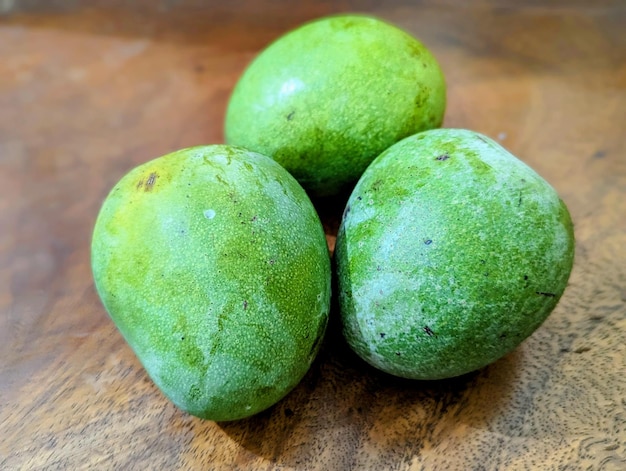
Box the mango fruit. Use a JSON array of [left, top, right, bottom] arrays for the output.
[[335, 129, 575, 379], [225, 14, 446, 196], [91, 145, 331, 421]]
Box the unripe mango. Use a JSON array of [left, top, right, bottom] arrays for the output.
[[336, 129, 575, 379], [225, 14, 446, 196], [91, 145, 331, 420]]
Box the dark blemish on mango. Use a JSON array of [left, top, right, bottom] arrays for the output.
[[574, 346, 591, 354], [424, 239, 433, 245], [286, 111, 295, 121], [145, 172, 157, 191], [423, 326, 435, 337], [395, 351, 401, 356], [406, 40, 423, 59], [435, 154, 450, 161], [415, 91, 427, 108], [343, 204, 351, 218], [380, 332, 386, 338], [592, 150, 606, 159], [284, 408, 294, 417], [243, 300, 248, 310], [536, 291, 556, 297], [357, 196, 362, 201], [136, 173, 157, 191]]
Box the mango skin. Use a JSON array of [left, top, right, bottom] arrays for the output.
[[91, 145, 331, 421], [225, 14, 446, 196], [336, 129, 575, 380]]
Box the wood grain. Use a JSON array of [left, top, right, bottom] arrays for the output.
[[1, 2, 625, 470]]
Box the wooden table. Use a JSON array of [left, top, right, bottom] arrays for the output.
[[2, 2, 625, 469]]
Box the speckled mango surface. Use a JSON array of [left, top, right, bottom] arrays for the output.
[[225, 14, 446, 196], [336, 129, 575, 380], [91, 145, 331, 421]]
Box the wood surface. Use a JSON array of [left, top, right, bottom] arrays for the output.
[[1, 1, 626, 470]]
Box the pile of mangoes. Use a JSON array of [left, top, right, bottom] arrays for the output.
[[91, 15, 574, 422]]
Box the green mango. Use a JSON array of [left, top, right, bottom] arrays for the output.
[[91, 145, 331, 421], [336, 129, 575, 380], [225, 14, 446, 196]]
